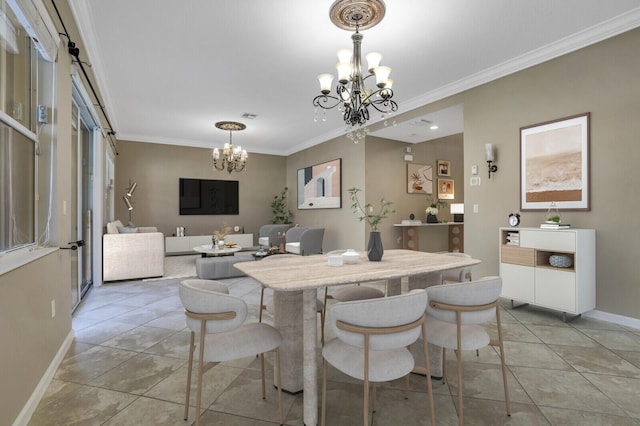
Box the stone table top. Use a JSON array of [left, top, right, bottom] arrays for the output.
[[235, 249, 480, 291]]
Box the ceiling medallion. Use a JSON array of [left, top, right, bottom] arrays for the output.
[[329, 0, 386, 31]]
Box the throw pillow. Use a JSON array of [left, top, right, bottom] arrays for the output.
[[117, 225, 138, 234], [106, 222, 119, 234]]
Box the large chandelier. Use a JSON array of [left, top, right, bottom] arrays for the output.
[[212, 121, 248, 173], [313, 0, 397, 132]]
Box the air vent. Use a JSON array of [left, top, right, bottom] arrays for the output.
[[241, 113, 257, 119]]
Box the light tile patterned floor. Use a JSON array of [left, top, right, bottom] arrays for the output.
[[29, 275, 640, 425]]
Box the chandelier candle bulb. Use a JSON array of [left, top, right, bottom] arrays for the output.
[[374, 66, 391, 87], [318, 74, 334, 94], [366, 52, 382, 72], [337, 48, 352, 63]]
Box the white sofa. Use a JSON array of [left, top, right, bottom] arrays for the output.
[[103, 220, 165, 281]]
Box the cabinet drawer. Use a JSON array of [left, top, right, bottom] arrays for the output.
[[535, 268, 576, 313], [501, 246, 535, 266], [520, 230, 575, 252]]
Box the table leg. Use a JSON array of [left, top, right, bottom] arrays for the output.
[[273, 291, 303, 392], [302, 289, 318, 426]]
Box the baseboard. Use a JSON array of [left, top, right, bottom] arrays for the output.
[[12, 330, 74, 426], [583, 309, 640, 330]]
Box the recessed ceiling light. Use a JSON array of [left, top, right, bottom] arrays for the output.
[[430, 124, 439, 130]]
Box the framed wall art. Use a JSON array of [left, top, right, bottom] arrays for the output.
[[297, 158, 342, 209], [437, 178, 454, 199], [437, 160, 451, 176], [407, 163, 433, 194], [520, 113, 590, 211]]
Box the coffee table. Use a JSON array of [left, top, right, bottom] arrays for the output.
[[193, 244, 241, 258]]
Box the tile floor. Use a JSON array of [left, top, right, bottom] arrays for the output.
[[29, 276, 640, 425]]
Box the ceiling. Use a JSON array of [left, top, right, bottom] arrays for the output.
[[68, 1, 640, 156]]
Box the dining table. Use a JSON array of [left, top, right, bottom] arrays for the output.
[[235, 249, 480, 426]]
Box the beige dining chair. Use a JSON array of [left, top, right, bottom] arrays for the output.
[[441, 252, 473, 283], [321, 289, 436, 426], [179, 279, 284, 426], [424, 276, 510, 425]]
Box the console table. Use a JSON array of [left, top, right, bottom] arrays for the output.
[[394, 222, 464, 252]]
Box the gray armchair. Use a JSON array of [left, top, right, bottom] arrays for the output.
[[258, 224, 291, 248], [285, 227, 324, 255]]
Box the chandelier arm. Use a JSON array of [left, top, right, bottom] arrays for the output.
[[312, 94, 343, 110]]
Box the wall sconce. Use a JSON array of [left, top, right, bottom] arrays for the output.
[[450, 203, 464, 222], [484, 144, 498, 178]]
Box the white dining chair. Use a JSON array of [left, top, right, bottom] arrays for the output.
[[179, 279, 284, 426], [425, 276, 510, 425], [321, 289, 436, 426]]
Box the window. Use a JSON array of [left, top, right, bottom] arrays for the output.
[[0, 0, 54, 254]]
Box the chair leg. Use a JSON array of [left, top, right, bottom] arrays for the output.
[[456, 312, 464, 426], [260, 353, 266, 399], [275, 348, 283, 425], [195, 328, 207, 426], [442, 347, 447, 384], [363, 335, 370, 426], [321, 287, 328, 345], [321, 358, 327, 426], [184, 331, 195, 420], [404, 375, 410, 400], [259, 287, 265, 323], [421, 322, 436, 426]]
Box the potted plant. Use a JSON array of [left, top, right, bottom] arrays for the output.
[[271, 187, 293, 224], [425, 195, 448, 223], [347, 187, 395, 261]]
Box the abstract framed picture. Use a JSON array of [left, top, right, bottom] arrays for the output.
[[297, 158, 342, 209], [437, 160, 451, 176], [520, 113, 590, 211], [407, 163, 433, 194], [437, 178, 454, 200]]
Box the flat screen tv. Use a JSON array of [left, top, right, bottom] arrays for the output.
[[179, 178, 239, 215]]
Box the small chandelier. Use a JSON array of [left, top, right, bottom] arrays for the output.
[[313, 0, 397, 130], [212, 121, 248, 173]]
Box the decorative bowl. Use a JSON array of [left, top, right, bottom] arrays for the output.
[[549, 254, 573, 268], [342, 249, 360, 264]]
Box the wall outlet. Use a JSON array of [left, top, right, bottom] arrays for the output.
[[470, 176, 481, 186], [473, 204, 479, 213], [471, 165, 478, 175]]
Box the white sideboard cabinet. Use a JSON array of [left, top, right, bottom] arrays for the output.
[[499, 227, 595, 318]]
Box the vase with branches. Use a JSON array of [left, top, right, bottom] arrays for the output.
[[347, 187, 395, 261]]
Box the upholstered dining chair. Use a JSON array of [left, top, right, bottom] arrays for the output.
[[179, 279, 283, 426], [321, 290, 436, 426], [320, 250, 385, 343], [441, 252, 474, 283], [425, 276, 510, 425]]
